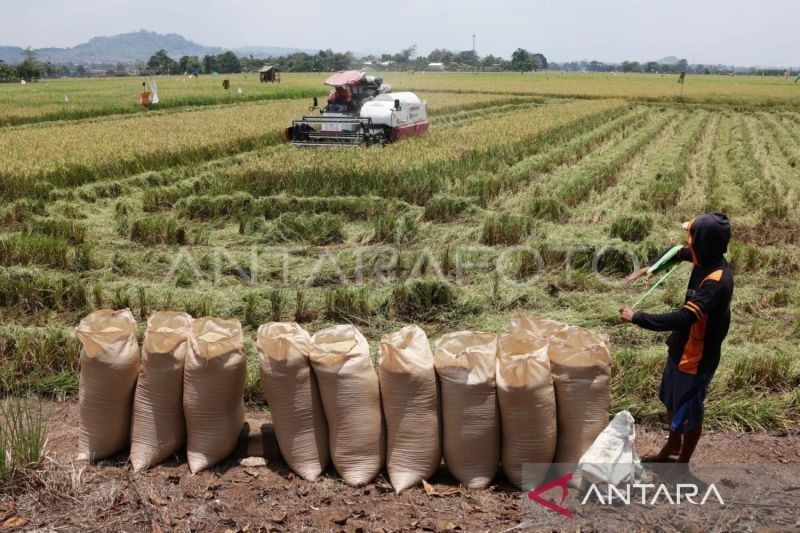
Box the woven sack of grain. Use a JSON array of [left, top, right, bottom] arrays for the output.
[[496, 322, 556, 489], [257, 322, 329, 481], [434, 331, 499, 489], [75, 309, 140, 461], [130, 311, 192, 471], [379, 325, 440, 493], [184, 317, 246, 473], [549, 324, 611, 486], [309, 325, 384, 486]]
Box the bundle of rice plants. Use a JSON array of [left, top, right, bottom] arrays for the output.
[[480, 213, 532, 246], [609, 214, 653, 242], [390, 279, 457, 321], [272, 213, 344, 245], [323, 287, 371, 323]]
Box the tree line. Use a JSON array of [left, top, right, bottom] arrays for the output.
[[1, 45, 794, 81], [140, 46, 548, 75], [106, 48, 800, 77], [246, 46, 549, 73]]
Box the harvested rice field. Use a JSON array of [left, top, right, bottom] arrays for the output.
[[1, 71, 799, 531]]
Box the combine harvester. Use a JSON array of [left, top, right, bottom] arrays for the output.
[[285, 70, 429, 146]]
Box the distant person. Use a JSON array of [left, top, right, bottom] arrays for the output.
[[621, 213, 733, 467], [222, 79, 230, 90], [328, 86, 352, 107], [677, 71, 686, 84], [139, 82, 151, 109]]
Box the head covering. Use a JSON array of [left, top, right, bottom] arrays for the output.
[[686, 212, 731, 267]]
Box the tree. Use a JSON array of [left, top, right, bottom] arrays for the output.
[[216, 51, 241, 74], [645, 61, 660, 73], [333, 51, 354, 71], [41, 61, 57, 77], [0, 61, 18, 80], [15, 46, 42, 81], [481, 54, 500, 68], [179, 55, 202, 74], [510, 48, 534, 72], [16, 58, 42, 81], [588, 60, 606, 72], [393, 45, 417, 63], [147, 49, 178, 75], [202, 55, 216, 74], [457, 50, 479, 65], [531, 53, 548, 70], [677, 58, 689, 71], [621, 61, 642, 73], [427, 49, 454, 64]]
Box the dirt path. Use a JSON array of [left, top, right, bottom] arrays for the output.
[[2, 402, 799, 532]]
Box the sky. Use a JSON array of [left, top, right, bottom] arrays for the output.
[[2, 0, 798, 66]]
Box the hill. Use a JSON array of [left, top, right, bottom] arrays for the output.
[[30, 30, 221, 64], [0, 45, 25, 64], [0, 30, 319, 65]]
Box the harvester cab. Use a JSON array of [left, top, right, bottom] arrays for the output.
[[286, 70, 429, 147]]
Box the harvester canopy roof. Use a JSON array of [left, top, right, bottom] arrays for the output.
[[325, 70, 365, 87]]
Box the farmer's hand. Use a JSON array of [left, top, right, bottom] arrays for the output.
[[619, 307, 636, 323], [623, 266, 650, 285]]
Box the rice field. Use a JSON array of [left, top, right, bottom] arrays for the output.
[[1, 72, 798, 431], [0, 92, 540, 200], [0, 73, 328, 126], [391, 71, 800, 108]]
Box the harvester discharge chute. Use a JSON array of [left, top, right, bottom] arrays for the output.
[[285, 70, 429, 147]]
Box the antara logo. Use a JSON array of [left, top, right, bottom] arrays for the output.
[[527, 473, 726, 520], [581, 482, 725, 506]]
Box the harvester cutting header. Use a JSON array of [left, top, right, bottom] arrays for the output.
[[285, 70, 429, 146]]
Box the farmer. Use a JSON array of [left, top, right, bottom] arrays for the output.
[[328, 85, 352, 107], [139, 82, 151, 109], [620, 212, 733, 464]]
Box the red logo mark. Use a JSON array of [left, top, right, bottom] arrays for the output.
[[527, 472, 573, 518]]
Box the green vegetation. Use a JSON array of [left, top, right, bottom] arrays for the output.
[[271, 213, 345, 245], [610, 214, 653, 242], [390, 280, 458, 321], [129, 215, 188, 245], [1, 76, 798, 432], [480, 213, 533, 245], [0, 396, 49, 483]]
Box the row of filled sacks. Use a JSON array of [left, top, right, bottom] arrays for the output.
[[75, 309, 246, 473], [74, 309, 610, 489], [260, 315, 611, 492]]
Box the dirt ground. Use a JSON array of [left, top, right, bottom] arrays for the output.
[[1, 402, 799, 532]]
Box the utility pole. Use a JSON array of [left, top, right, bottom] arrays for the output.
[[472, 34, 476, 53]]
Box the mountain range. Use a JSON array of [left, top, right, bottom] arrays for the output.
[[0, 30, 314, 65]]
